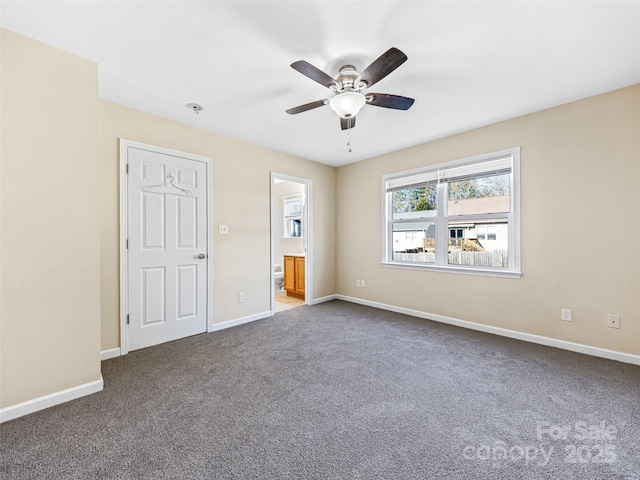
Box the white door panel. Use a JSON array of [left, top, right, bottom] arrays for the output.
[[126, 145, 208, 351]]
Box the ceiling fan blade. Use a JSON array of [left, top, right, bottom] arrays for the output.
[[286, 99, 328, 115], [356, 48, 408, 88], [366, 93, 415, 110], [291, 61, 339, 89], [340, 117, 356, 130]]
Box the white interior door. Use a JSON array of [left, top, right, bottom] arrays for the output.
[[125, 143, 209, 351]]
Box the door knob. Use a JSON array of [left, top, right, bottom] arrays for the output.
[[197, 253, 206, 259]]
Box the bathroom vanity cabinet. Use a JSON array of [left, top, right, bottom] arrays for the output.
[[284, 255, 305, 299]]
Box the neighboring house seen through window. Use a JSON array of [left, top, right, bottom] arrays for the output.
[[382, 148, 520, 277]]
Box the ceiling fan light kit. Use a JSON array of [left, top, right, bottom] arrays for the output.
[[329, 91, 366, 118], [286, 47, 415, 130]]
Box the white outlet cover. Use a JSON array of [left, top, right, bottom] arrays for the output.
[[607, 314, 620, 328]]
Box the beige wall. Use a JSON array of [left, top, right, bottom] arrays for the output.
[[336, 84, 640, 355], [99, 102, 336, 350], [0, 29, 102, 408]]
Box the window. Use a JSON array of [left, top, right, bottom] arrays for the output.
[[477, 225, 497, 241], [382, 148, 520, 277], [405, 232, 419, 242], [284, 195, 302, 217], [283, 194, 304, 238]]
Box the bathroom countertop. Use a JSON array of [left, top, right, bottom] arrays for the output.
[[285, 253, 305, 257]]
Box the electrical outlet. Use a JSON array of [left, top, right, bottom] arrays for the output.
[[218, 224, 229, 234], [561, 308, 572, 322], [238, 292, 245, 303], [361, 280, 366, 288], [356, 279, 361, 287], [607, 314, 620, 329]]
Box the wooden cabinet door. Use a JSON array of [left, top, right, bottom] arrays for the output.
[[295, 257, 305, 294], [284, 256, 295, 292]]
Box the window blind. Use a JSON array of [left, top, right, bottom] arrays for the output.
[[386, 170, 438, 191], [439, 155, 512, 182], [387, 155, 512, 192]]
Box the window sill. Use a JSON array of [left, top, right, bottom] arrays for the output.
[[381, 261, 521, 279]]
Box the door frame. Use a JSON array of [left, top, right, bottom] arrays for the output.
[[270, 172, 313, 315], [119, 139, 213, 355]]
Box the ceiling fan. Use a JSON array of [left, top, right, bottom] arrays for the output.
[[286, 47, 415, 130]]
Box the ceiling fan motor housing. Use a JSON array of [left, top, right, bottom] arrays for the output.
[[335, 65, 366, 92]]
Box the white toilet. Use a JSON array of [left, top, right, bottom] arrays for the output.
[[274, 263, 284, 292]]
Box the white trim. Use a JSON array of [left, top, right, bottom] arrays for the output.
[[0, 377, 104, 423], [381, 261, 521, 279], [119, 139, 213, 352], [208, 311, 272, 333], [119, 140, 129, 354], [310, 294, 339, 305], [511, 147, 521, 274], [205, 153, 214, 333], [270, 173, 313, 316], [335, 295, 640, 366], [100, 348, 121, 361]]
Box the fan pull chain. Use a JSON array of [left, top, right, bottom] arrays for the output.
[[347, 131, 352, 153]]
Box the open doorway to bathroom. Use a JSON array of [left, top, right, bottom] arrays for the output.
[[270, 173, 312, 314]]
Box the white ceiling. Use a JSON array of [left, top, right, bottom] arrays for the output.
[[2, 1, 639, 167]]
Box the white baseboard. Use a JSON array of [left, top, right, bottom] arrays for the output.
[[336, 295, 640, 366], [106, 311, 274, 359], [311, 294, 338, 305], [208, 310, 272, 333], [0, 376, 104, 423], [101, 348, 121, 361]]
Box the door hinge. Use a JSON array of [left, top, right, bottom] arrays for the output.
[[126, 164, 129, 174], [126, 314, 130, 325], [126, 239, 129, 249]]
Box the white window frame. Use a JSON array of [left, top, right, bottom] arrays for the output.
[[283, 193, 304, 239], [381, 147, 521, 278]]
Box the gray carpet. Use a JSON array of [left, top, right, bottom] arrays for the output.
[[1, 300, 639, 479]]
